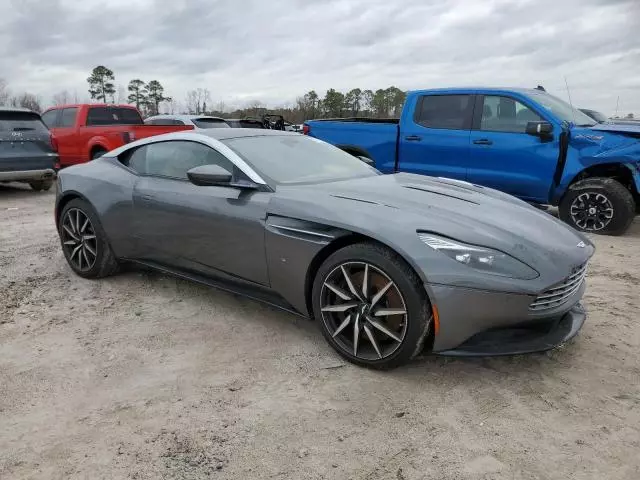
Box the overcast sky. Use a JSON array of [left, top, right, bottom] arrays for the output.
[[1, 0, 639, 115]]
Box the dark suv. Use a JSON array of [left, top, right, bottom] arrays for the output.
[[0, 107, 58, 191]]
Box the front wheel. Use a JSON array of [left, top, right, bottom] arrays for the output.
[[312, 243, 432, 369], [559, 177, 636, 235]]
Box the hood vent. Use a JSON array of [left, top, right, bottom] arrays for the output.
[[403, 185, 479, 205]]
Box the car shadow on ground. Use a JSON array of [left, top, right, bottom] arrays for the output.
[[120, 265, 583, 386]]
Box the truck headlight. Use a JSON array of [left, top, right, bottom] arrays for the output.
[[418, 233, 539, 280]]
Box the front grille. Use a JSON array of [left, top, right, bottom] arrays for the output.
[[529, 263, 588, 312]]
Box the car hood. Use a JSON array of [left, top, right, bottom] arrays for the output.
[[589, 122, 640, 135], [271, 173, 594, 275]]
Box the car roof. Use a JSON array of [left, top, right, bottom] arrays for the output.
[[146, 114, 227, 121], [195, 128, 297, 140], [408, 87, 547, 96], [45, 103, 138, 111], [0, 106, 38, 114]]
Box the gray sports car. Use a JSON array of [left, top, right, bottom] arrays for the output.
[[55, 129, 595, 369]]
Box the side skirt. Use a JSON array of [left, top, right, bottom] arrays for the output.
[[125, 259, 308, 318]]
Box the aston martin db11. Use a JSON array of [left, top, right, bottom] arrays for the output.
[[55, 129, 594, 368]]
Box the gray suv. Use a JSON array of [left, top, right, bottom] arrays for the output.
[[0, 107, 58, 191]]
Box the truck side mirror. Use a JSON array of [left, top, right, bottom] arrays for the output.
[[526, 121, 553, 137]]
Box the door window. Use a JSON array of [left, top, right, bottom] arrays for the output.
[[126, 140, 234, 180], [480, 96, 542, 133], [60, 107, 78, 127], [414, 95, 473, 130]]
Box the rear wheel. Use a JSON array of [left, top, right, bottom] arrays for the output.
[[58, 198, 119, 278], [559, 177, 635, 235], [91, 149, 107, 160], [29, 180, 53, 191], [312, 243, 432, 369]]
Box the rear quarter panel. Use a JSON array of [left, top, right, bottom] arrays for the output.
[[306, 121, 398, 172], [57, 157, 139, 258]]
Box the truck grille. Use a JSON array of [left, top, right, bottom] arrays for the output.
[[529, 263, 588, 312]]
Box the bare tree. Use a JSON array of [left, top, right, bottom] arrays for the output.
[[10, 93, 43, 113], [185, 88, 211, 114], [215, 100, 227, 114], [52, 90, 71, 106], [0, 78, 10, 106]]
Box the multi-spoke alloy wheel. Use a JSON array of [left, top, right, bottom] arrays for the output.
[[569, 192, 614, 231], [321, 262, 408, 360], [58, 199, 119, 279], [559, 177, 636, 236], [61, 208, 98, 271], [313, 243, 431, 369]]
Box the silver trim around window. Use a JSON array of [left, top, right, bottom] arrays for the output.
[[102, 131, 267, 185]]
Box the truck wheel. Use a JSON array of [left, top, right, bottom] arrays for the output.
[[91, 149, 107, 160], [29, 180, 53, 192], [559, 177, 635, 235]]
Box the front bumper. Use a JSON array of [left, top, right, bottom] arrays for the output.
[[428, 282, 586, 356], [0, 169, 56, 182]]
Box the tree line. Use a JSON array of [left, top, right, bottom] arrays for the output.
[[5, 64, 633, 123], [0, 65, 408, 123]]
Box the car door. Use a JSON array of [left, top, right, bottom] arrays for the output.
[[128, 139, 271, 286], [468, 94, 559, 203], [397, 93, 474, 180]]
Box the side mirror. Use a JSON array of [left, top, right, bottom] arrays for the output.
[[187, 164, 233, 187], [358, 155, 375, 166], [526, 121, 553, 137]]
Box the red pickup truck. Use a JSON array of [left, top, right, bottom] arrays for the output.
[[41, 104, 194, 167]]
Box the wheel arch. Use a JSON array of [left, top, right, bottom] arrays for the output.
[[55, 191, 93, 229], [88, 141, 109, 160], [303, 231, 430, 319], [564, 162, 639, 205], [336, 144, 373, 159]]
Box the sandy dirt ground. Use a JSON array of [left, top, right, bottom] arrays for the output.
[[1, 183, 639, 480]]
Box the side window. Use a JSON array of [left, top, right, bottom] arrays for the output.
[[125, 141, 234, 180], [414, 95, 473, 130], [480, 96, 542, 133], [41, 110, 59, 128], [60, 107, 78, 127]]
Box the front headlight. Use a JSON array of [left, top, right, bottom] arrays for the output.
[[418, 233, 539, 280]]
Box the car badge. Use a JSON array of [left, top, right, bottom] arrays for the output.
[[577, 241, 586, 248]]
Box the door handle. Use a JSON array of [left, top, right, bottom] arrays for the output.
[[404, 135, 422, 142], [473, 139, 493, 145]]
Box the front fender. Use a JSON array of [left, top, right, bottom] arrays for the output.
[[552, 136, 640, 203]]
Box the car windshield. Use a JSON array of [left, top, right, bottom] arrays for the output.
[[527, 91, 596, 127], [581, 109, 608, 123], [223, 135, 378, 185]]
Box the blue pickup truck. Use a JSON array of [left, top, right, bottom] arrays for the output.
[[304, 88, 640, 235]]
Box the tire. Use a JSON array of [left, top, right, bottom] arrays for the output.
[[312, 242, 432, 369], [559, 177, 636, 236], [29, 180, 53, 191], [58, 198, 119, 279], [91, 149, 107, 160]]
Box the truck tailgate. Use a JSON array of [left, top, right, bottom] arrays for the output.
[[130, 124, 194, 141]]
